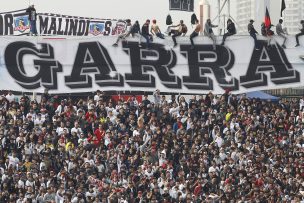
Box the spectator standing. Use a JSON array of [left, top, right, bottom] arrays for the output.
[[26, 5, 37, 36], [5, 90, 15, 103], [153, 89, 161, 106]]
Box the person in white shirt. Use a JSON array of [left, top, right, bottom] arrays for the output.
[[230, 118, 239, 133], [26, 109, 36, 121], [71, 122, 83, 138], [107, 110, 117, 125], [106, 102, 115, 115], [300, 96, 304, 111], [8, 152, 19, 169], [25, 176, 35, 188], [34, 114, 44, 128], [56, 122, 69, 135], [5, 91, 15, 103], [158, 151, 167, 166], [113, 19, 132, 46], [94, 90, 102, 103], [78, 133, 89, 146], [40, 109, 48, 122], [214, 133, 224, 148], [169, 102, 180, 117], [85, 186, 97, 201], [56, 100, 67, 115], [55, 188, 65, 203]]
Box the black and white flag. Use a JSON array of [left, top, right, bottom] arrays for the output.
[[169, 0, 194, 12]]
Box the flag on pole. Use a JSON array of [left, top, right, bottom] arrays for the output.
[[169, 0, 194, 12], [281, 0, 286, 17], [265, 7, 271, 29]]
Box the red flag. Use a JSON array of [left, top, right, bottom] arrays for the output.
[[265, 7, 271, 29]]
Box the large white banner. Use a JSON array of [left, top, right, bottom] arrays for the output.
[[0, 35, 304, 94], [0, 9, 126, 36]]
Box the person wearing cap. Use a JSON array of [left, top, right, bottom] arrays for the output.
[[248, 19, 259, 50], [295, 20, 304, 47], [113, 19, 132, 47], [221, 19, 236, 45]]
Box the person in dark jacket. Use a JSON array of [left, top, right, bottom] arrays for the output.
[[26, 5, 37, 36], [221, 19, 236, 45], [131, 20, 142, 46], [295, 20, 304, 47], [141, 19, 153, 49], [248, 19, 259, 50], [131, 21, 141, 36]]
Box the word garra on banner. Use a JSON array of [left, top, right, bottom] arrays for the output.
[[4, 40, 300, 91]]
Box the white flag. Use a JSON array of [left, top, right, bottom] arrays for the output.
[[265, 0, 270, 12], [256, 0, 270, 22], [255, 0, 262, 22]]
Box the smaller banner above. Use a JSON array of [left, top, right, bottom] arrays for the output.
[[0, 9, 30, 36], [0, 9, 127, 36], [38, 13, 127, 37], [169, 0, 194, 12]]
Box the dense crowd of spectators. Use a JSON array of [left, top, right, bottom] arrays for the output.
[[0, 89, 303, 203]]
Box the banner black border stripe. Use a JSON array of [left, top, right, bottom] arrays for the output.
[[13, 12, 28, 17], [0, 9, 26, 14]]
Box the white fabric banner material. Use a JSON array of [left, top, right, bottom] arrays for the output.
[[0, 35, 303, 94], [0, 9, 30, 36], [0, 9, 126, 36]]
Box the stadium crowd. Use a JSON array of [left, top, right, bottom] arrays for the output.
[[0, 89, 303, 203]]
